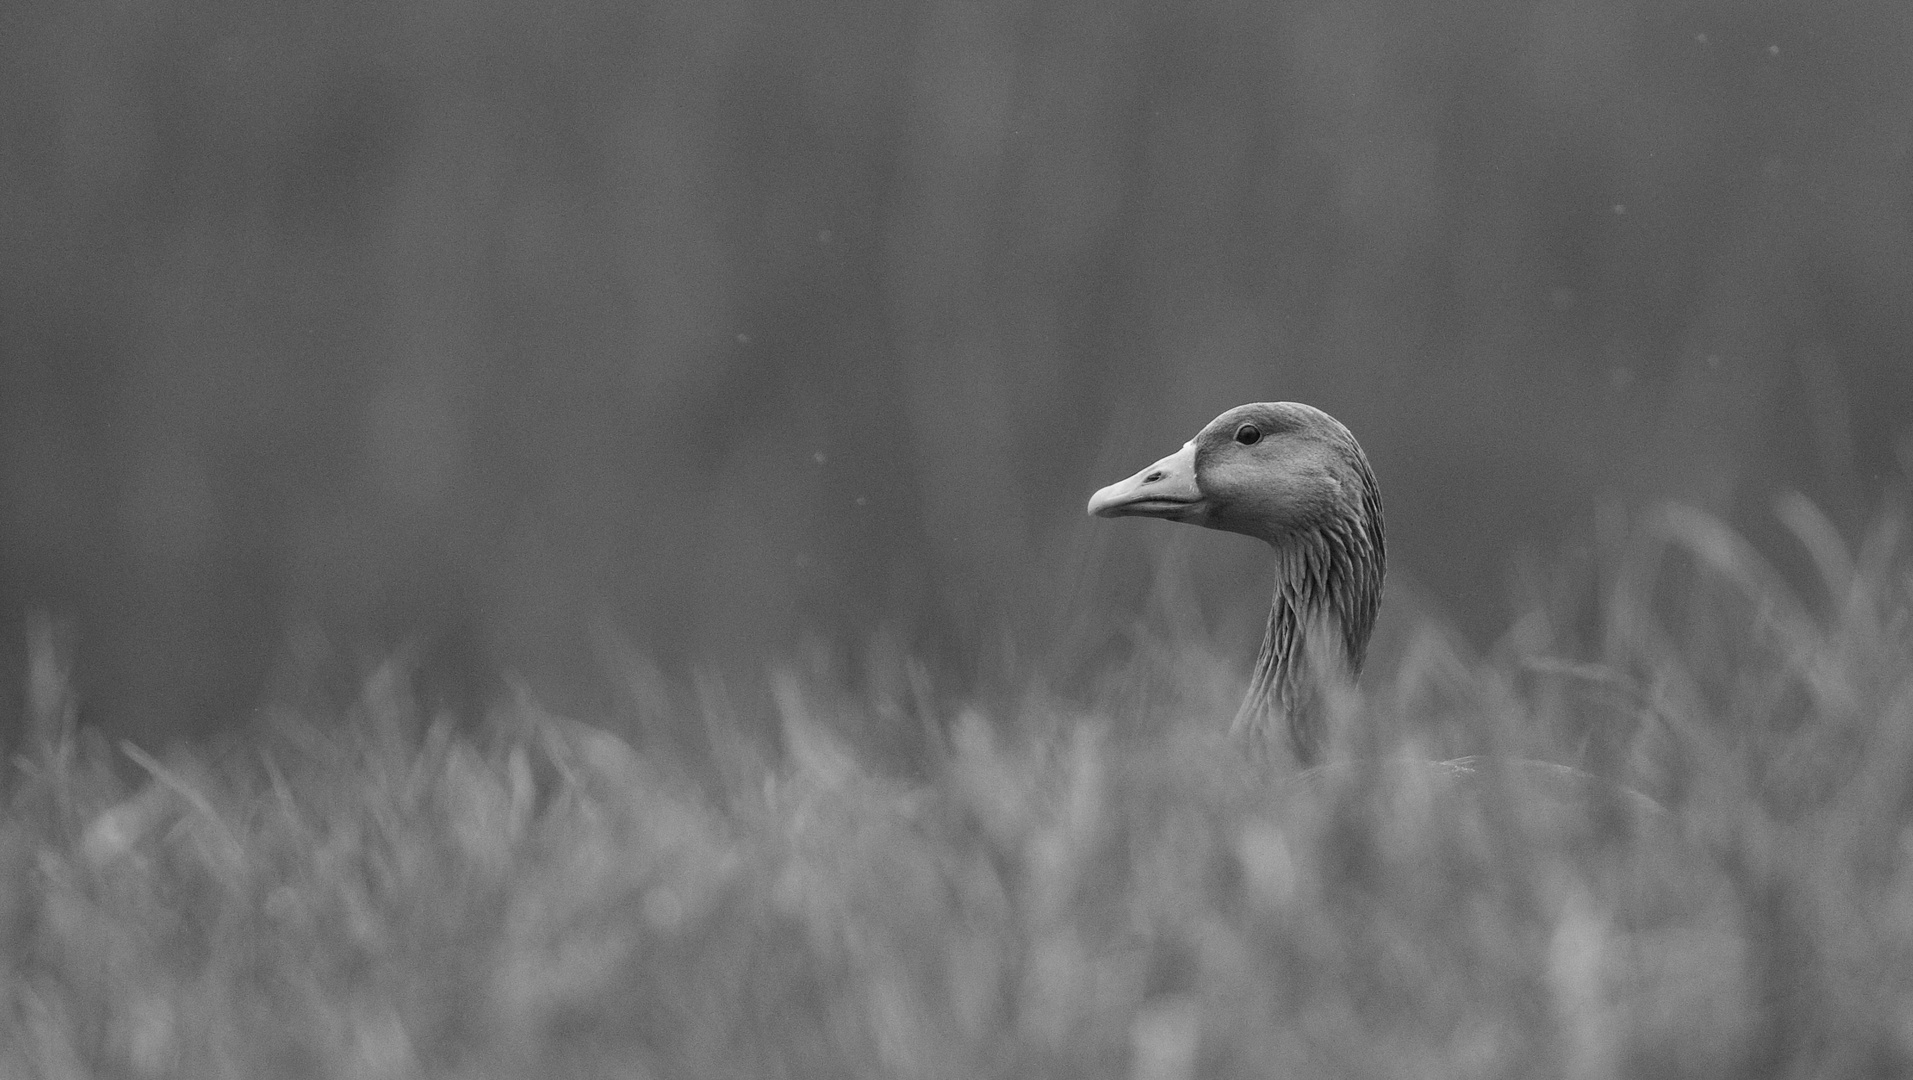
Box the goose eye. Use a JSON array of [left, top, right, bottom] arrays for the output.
[[1234, 424, 1261, 446]]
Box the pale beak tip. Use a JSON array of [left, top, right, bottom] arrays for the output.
[[1086, 483, 1125, 517]]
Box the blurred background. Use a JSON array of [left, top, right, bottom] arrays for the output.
[[1, 0, 1908, 749]]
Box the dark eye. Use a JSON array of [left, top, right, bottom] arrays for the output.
[[1234, 424, 1261, 445]]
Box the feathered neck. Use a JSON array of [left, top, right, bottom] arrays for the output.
[[1231, 470, 1385, 766]]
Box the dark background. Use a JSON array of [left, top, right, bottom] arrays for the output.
[[2, 0, 1908, 747]]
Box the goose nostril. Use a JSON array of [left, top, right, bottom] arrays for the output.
[[1145, 471, 1164, 484]]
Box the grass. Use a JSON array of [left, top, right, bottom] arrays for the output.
[[3, 494, 1911, 1079]]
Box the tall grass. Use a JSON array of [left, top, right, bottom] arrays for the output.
[[3, 495, 1910, 1079]]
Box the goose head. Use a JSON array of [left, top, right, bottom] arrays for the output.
[[1089, 402, 1386, 765]]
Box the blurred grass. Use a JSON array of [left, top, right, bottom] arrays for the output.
[[2, 493, 1911, 1079]]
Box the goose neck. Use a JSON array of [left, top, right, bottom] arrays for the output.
[[1233, 529, 1383, 766]]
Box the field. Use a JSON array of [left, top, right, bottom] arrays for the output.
[[3, 495, 1909, 1079]]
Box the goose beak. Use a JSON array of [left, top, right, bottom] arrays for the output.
[[1088, 441, 1206, 520]]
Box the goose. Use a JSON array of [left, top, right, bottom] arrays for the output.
[[1089, 402, 1663, 819]]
